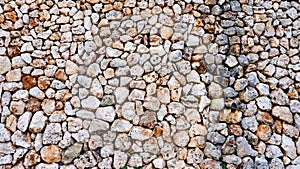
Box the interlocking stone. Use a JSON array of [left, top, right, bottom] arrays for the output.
[[0, 0, 300, 168]]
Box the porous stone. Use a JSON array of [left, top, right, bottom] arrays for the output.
[[40, 145, 62, 163]]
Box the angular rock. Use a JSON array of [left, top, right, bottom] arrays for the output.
[[0, 56, 11, 74], [42, 123, 63, 144], [204, 142, 221, 160], [88, 119, 109, 134], [114, 87, 129, 104], [95, 106, 116, 122], [272, 106, 293, 123], [282, 134, 297, 159], [129, 126, 153, 141], [62, 143, 83, 164], [236, 137, 258, 157]]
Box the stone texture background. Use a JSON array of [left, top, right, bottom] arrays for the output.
[[0, 0, 300, 169]]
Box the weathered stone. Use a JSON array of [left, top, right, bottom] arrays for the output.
[[22, 75, 37, 90], [29, 111, 47, 133], [89, 119, 109, 134], [159, 26, 173, 40], [62, 143, 83, 164], [10, 101, 25, 115], [282, 134, 297, 159], [173, 131, 190, 147], [204, 142, 221, 160], [41, 145, 62, 163], [129, 126, 153, 141], [24, 150, 40, 168], [11, 130, 31, 148], [42, 123, 62, 144], [256, 124, 272, 141], [272, 106, 293, 123], [0, 57, 11, 74], [236, 137, 258, 157]]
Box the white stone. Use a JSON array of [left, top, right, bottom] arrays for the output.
[[29, 111, 47, 133], [0, 124, 10, 142], [65, 60, 78, 75], [0, 56, 11, 74], [17, 111, 32, 132], [114, 87, 129, 104], [121, 102, 136, 121], [81, 96, 100, 110], [29, 87, 45, 100], [282, 134, 297, 159], [256, 96, 272, 111], [186, 35, 200, 46], [113, 151, 128, 169], [153, 157, 166, 169], [111, 119, 133, 132], [90, 79, 104, 98], [199, 96, 211, 112], [129, 126, 153, 141], [21, 42, 34, 52], [88, 119, 109, 134], [96, 106, 116, 122]]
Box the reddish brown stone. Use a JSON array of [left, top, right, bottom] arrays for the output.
[[38, 76, 50, 90], [273, 120, 282, 134], [25, 98, 41, 113], [256, 111, 274, 125], [229, 124, 243, 136], [55, 69, 68, 81], [256, 124, 272, 141], [6, 115, 17, 132], [41, 145, 62, 163], [22, 75, 37, 90], [191, 59, 206, 73], [230, 44, 240, 56], [29, 18, 39, 28], [7, 46, 20, 57], [0, 14, 4, 23], [24, 150, 40, 167], [113, 2, 123, 11], [4, 11, 17, 22], [195, 18, 204, 27], [56, 101, 64, 110], [153, 126, 163, 137]]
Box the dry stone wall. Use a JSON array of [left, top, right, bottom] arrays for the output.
[[0, 0, 300, 169]]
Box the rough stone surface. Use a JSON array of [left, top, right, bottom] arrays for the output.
[[40, 145, 62, 163], [1, 1, 300, 168]]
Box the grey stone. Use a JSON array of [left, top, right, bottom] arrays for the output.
[[62, 143, 83, 164]]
